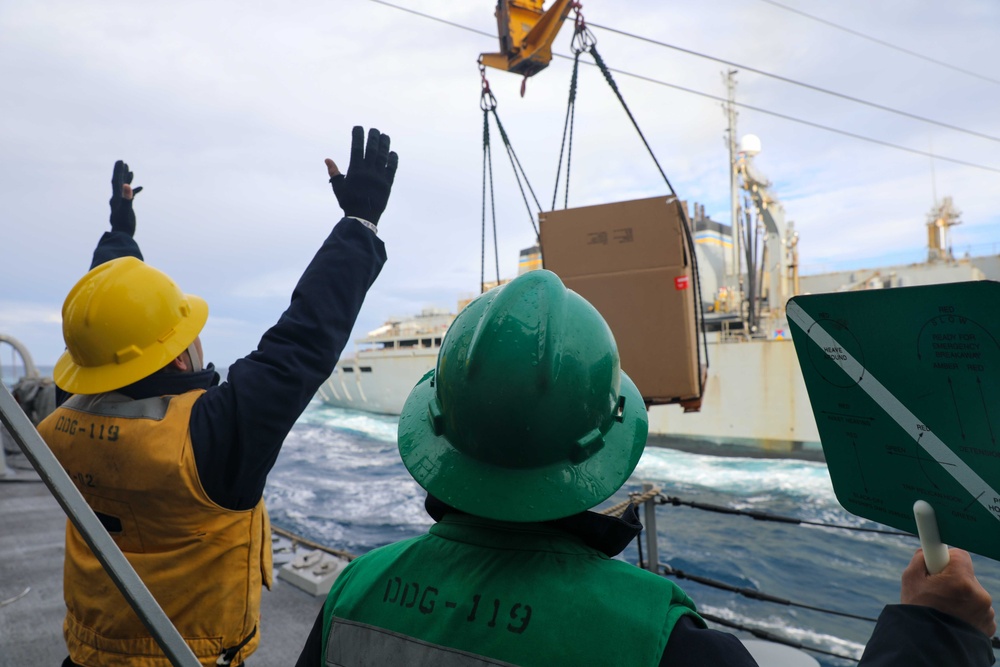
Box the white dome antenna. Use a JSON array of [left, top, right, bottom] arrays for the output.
[[739, 134, 762, 156]]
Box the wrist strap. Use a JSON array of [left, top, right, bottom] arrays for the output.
[[347, 216, 378, 235]]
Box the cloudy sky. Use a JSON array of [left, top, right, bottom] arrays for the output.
[[2, 0, 998, 369]]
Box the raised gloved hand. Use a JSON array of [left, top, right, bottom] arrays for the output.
[[325, 126, 399, 226], [109, 160, 142, 236]]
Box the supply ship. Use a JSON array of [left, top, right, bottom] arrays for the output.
[[317, 131, 998, 459]]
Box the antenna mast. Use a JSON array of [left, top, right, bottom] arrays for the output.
[[723, 70, 744, 319]]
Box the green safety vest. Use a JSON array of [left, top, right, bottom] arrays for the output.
[[321, 513, 703, 666]]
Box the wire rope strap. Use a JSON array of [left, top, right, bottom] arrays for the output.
[[550, 11, 595, 211], [489, 109, 542, 236], [589, 37, 740, 398], [587, 48, 675, 196], [550, 50, 579, 211], [477, 61, 542, 295], [568, 6, 708, 400], [479, 63, 501, 293]]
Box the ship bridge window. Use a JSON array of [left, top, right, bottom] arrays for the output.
[[434, 337, 442, 346], [399, 339, 418, 348], [342, 367, 354, 373], [421, 339, 432, 348], [360, 366, 372, 373]]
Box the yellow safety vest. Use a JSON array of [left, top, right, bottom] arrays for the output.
[[38, 390, 273, 667]]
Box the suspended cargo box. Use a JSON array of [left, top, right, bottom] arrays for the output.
[[539, 196, 702, 406]]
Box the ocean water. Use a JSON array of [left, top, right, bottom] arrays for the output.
[[265, 402, 1000, 667]]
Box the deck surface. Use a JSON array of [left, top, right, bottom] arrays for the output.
[[0, 451, 326, 667]]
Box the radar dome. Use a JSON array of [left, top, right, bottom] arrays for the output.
[[739, 134, 761, 156]]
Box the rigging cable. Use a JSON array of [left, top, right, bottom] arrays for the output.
[[585, 21, 1000, 143], [551, 47, 582, 211], [490, 108, 544, 227], [563, 6, 710, 401], [479, 70, 501, 292], [551, 9, 595, 211], [479, 62, 543, 282], [588, 46, 677, 196], [755, 0, 1000, 86], [362, 0, 1000, 174]]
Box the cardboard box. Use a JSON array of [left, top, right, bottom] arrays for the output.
[[539, 196, 701, 404]]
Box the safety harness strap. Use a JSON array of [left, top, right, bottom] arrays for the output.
[[216, 625, 256, 665]]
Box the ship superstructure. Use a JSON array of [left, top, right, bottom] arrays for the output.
[[316, 307, 455, 415]]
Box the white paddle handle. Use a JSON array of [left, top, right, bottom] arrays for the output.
[[913, 500, 950, 574]]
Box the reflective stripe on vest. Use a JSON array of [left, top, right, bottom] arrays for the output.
[[37, 390, 273, 667], [326, 618, 519, 666]]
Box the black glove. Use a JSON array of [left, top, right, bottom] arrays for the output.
[[330, 127, 398, 225], [109, 160, 142, 236]]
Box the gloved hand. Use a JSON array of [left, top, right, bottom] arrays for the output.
[[901, 547, 996, 637], [326, 126, 399, 226], [109, 160, 142, 236]]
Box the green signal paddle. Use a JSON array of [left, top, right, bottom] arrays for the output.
[[787, 281, 1000, 564]]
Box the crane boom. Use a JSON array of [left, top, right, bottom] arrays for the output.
[[480, 0, 575, 77]]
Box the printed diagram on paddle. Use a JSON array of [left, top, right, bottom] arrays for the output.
[[788, 282, 1000, 561]]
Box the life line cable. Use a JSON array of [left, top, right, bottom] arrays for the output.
[[696, 611, 863, 662], [270, 487, 1000, 654], [601, 486, 958, 662], [659, 561, 879, 623], [657, 494, 915, 537]]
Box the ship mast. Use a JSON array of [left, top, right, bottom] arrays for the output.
[[926, 196, 961, 262], [723, 70, 744, 322], [723, 70, 798, 335]]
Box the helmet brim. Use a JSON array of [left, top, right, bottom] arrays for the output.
[[397, 368, 648, 523], [54, 294, 208, 395]]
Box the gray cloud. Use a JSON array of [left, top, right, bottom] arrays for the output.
[[2, 0, 997, 367]]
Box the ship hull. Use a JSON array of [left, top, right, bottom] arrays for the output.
[[318, 330, 823, 457], [317, 349, 438, 415], [646, 335, 822, 458]]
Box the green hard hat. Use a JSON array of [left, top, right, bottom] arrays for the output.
[[397, 269, 648, 522]]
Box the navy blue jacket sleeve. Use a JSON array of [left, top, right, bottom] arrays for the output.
[[295, 607, 325, 667], [189, 218, 386, 510], [858, 605, 996, 666], [659, 615, 760, 666], [659, 605, 996, 666], [90, 230, 143, 269]]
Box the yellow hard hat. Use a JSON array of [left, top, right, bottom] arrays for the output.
[[53, 257, 208, 395]]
